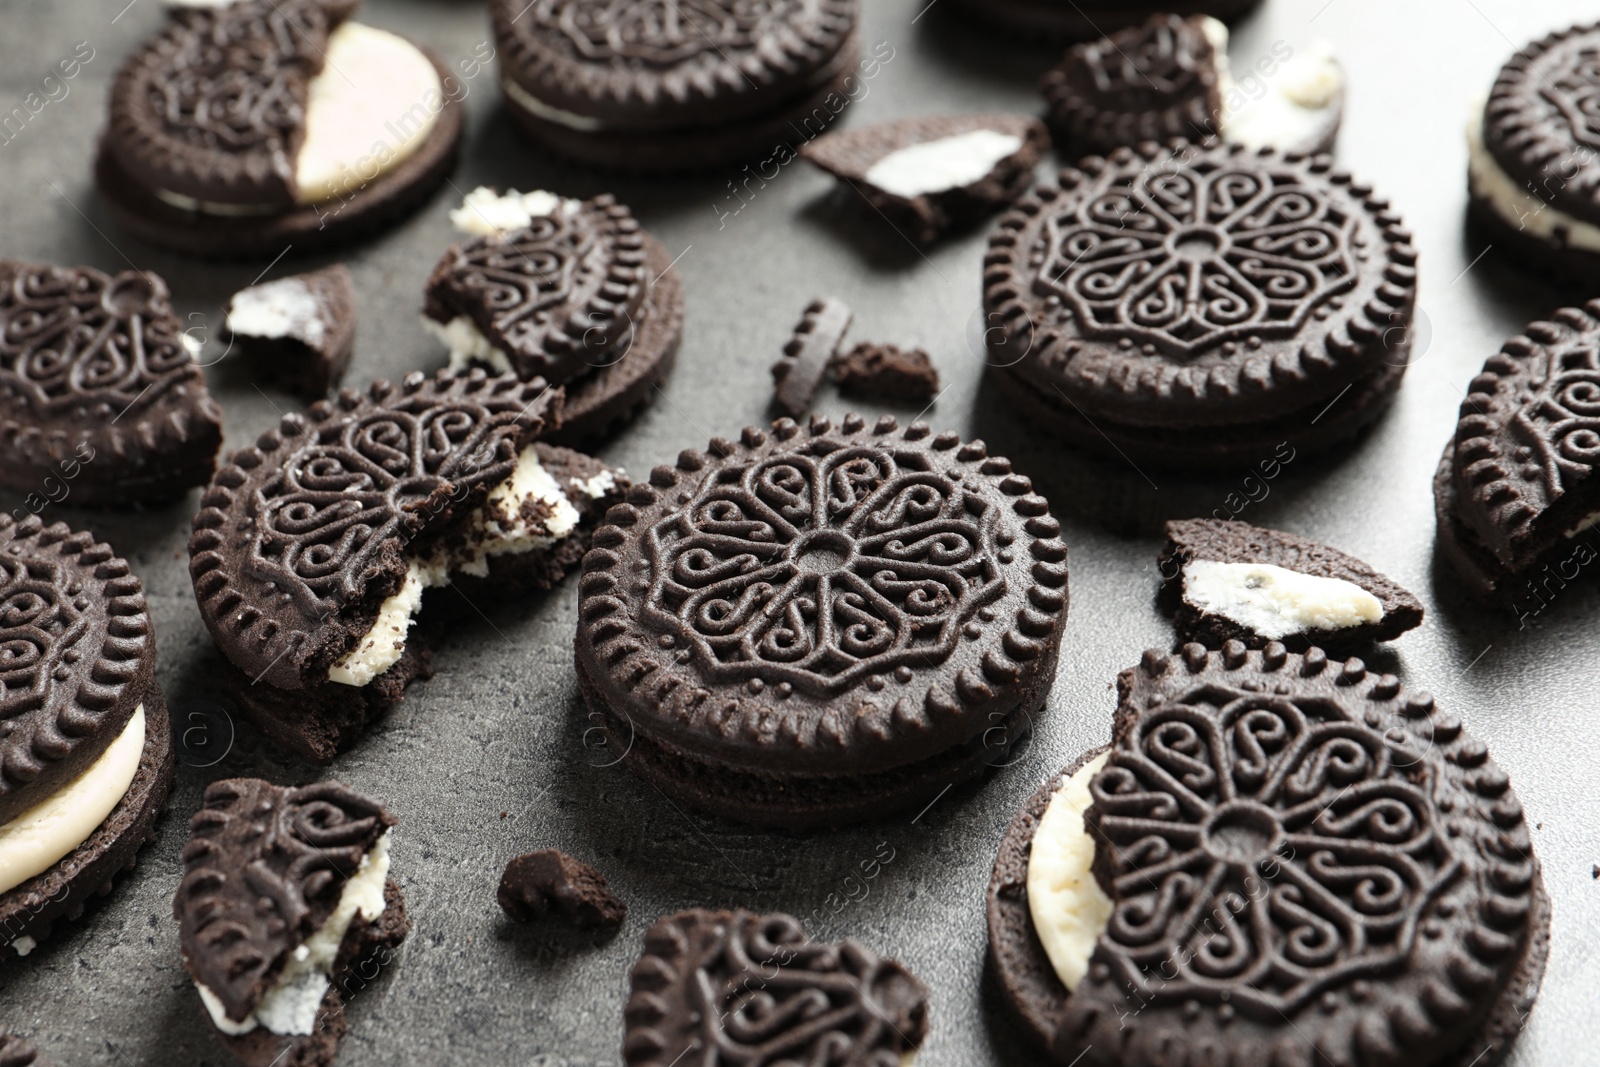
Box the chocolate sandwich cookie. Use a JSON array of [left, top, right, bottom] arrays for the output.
[[0, 261, 222, 506], [988, 643, 1550, 1067], [425, 188, 683, 447], [498, 849, 626, 930], [771, 298, 853, 417], [574, 413, 1070, 829], [176, 779, 409, 1067], [949, 0, 1261, 43], [1469, 23, 1600, 287], [226, 265, 356, 401], [983, 141, 1417, 469], [491, 0, 860, 171], [1435, 301, 1600, 608], [188, 371, 626, 763], [1160, 517, 1424, 650], [800, 113, 1048, 244], [0, 516, 174, 959], [96, 0, 463, 258], [1041, 15, 1343, 159], [623, 909, 928, 1065]]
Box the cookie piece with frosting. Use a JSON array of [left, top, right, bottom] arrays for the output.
[[988, 643, 1550, 1066], [175, 778, 409, 1067], [0, 516, 174, 961], [96, 0, 463, 257], [225, 265, 356, 400], [1160, 518, 1423, 650]]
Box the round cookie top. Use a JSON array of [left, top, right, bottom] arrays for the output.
[[984, 141, 1417, 427], [1054, 643, 1544, 1066], [1482, 21, 1600, 226], [188, 370, 557, 691], [1041, 14, 1221, 156], [490, 0, 858, 129], [576, 413, 1069, 775], [1450, 301, 1600, 569], [0, 515, 154, 826]]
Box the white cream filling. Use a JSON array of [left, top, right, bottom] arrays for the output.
[[9, 935, 36, 956], [1027, 753, 1113, 992], [1466, 96, 1600, 253], [422, 315, 513, 375], [227, 277, 324, 346], [1204, 19, 1343, 152], [0, 704, 145, 896], [863, 130, 1025, 198], [153, 22, 440, 214], [448, 185, 579, 237], [1183, 560, 1382, 639], [501, 76, 605, 132], [198, 830, 391, 1037], [328, 445, 586, 686], [572, 471, 616, 500]]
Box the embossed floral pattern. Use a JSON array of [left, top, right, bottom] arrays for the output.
[[521, 0, 805, 66], [1504, 337, 1600, 503], [642, 446, 1003, 695], [0, 552, 87, 720]]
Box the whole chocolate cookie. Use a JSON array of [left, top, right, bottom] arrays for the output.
[[983, 141, 1416, 469], [0, 516, 174, 958], [988, 643, 1550, 1067], [491, 0, 861, 171], [0, 262, 222, 506], [623, 909, 928, 1065], [1160, 517, 1424, 650], [948, 0, 1261, 43], [96, 0, 463, 258], [175, 778, 409, 1067], [574, 413, 1069, 829]]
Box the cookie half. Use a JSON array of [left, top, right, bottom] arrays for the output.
[[225, 265, 356, 400], [622, 909, 929, 1065], [491, 0, 860, 171], [0, 516, 174, 959], [984, 141, 1416, 469], [799, 113, 1048, 244], [988, 643, 1550, 1066], [188, 372, 626, 762], [1042, 15, 1343, 159], [1159, 517, 1424, 650], [0, 262, 222, 506], [96, 0, 463, 258], [175, 778, 409, 1067], [574, 413, 1070, 829]]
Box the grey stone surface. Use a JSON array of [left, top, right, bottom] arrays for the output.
[[0, 0, 1597, 1064]]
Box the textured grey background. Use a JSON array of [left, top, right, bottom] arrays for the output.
[[0, 0, 1597, 1063]]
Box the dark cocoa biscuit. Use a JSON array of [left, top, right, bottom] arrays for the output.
[[423, 195, 647, 387], [947, 0, 1261, 43], [498, 849, 626, 929], [984, 141, 1415, 461], [1464, 193, 1600, 292], [991, 643, 1550, 1067], [574, 412, 1070, 829], [771, 297, 852, 417], [799, 113, 1048, 244], [623, 909, 928, 1065], [0, 262, 222, 506], [175, 779, 409, 1067], [1041, 16, 1222, 158], [226, 265, 356, 401], [1158, 517, 1424, 649], [831, 342, 939, 402]]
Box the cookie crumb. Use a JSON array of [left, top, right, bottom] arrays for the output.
[[831, 343, 939, 402], [498, 849, 626, 930]]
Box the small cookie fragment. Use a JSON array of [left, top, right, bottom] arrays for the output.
[[771, 297, 852, 417], [498, 849, 625, 930], [1160, 518, 1423, 649], [226, 265, 356, 400], [799, 113, 1047, 244], [831, 342, 939, 403], [623, 910, 929, 1065], [0, 1030, 44, 1066]]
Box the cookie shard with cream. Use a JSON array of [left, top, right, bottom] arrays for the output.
[[188, 371, 626, 763], [175, 779, 409, 1067], [989, 643, 1551, 1067], [623, 909, 929, 1066], [798, 113, 1048, 244], [0, 262, 222, 506], [96, 0, 463, 258], [226, 265, 356, 400], [0, 516, 175, 959], [1160, 518, 1422, 650]]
